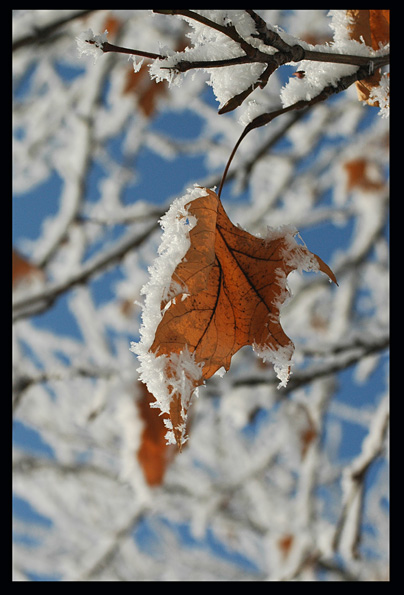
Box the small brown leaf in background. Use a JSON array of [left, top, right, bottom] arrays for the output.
[[97, 11, 167, 118], [102, 13, 121, 40], [12, 249, 43, 288], [277, 533, 294, 560], [300, 425, 317, 459], [136, 383, 177, 486], [343, 158, 385, 192], [123, 37, 188, 118], [123, 62, 168, 118]]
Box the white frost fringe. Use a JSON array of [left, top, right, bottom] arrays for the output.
[[131, 185, 207, 444]]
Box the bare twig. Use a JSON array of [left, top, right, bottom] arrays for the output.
[[100, 41, 162, 61]]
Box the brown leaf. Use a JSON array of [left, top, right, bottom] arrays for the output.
[[143, 189, 337, 449], [136, 383, 177, 486], [300, 425, 317, 459], [278, 533, 294, 560], [101, 10, 164, 118], [123, 62, 168, 117], [102, 14, 122, 40], [12, 249, 43, 288], [369, 10, 390, 49], [343, 158, 384, 192]]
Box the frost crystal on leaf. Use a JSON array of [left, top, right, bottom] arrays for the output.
[[131, 185, 207, 443], [253, 342, 295, 388], [131, 185, 204, 353]]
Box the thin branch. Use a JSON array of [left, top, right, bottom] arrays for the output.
[[153, 9, 389, 71], [245, 9, 295, 53], [162, 55, 253, 72], [12, 221, 157, 322], [153, 9, 256, 57], [246, 10, 390, 68], [76, 507, 149, 580], [304, 50, 389, 69], [218, 102, 302, 198], [163, 52, 388, 79], [12, 364, 118, 412], [101, 41, 162, 61], [218, 62, 276, 114], [229, 333, 389, 393], [12, 9, 97, 51]]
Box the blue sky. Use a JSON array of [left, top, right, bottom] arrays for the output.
[[13, 49, 388, 578]]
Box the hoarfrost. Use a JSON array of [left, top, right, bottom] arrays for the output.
[[253, 342, 294, 389], [280, 10, 389, 112], [149, 10, 272, 111], [369, 72, 390, 118], [131, 185, 205, 354], [76, 29, 108, 63], [265, 225, 322, 275], [131, 186, 207, 442]]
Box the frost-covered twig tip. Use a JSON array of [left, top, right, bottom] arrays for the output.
[[76, 29, 108, 62]]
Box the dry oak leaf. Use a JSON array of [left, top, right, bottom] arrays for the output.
[[135, 188, 337, 449]]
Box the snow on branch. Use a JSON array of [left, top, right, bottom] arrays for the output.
[[149, 10, 389, 117], [334, 394, 389, 559], [76, 28, 109, 63], [77, 10, 389, 122]]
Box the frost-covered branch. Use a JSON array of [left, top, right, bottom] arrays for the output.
[[153, 8, 260, 57], [218, 60, 385, 196], [154, 9, 388, 70], [12, 221, 156, 321], [12, 364, 117, 412], [158, 39, 388, 76], [12, 9, 96, 51], [74, 506, 149, 581], [333, 394, 389, 559], [230, 332, 389, 393], [81, 9, 389, 121]]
